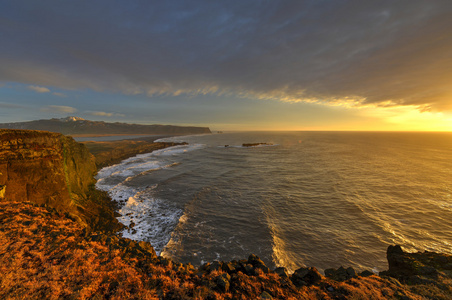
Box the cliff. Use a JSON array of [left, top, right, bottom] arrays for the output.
[[0, 117, 211, 135], [0, 129, 121, 231]]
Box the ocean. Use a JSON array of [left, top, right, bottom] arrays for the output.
[[95, 131, 452, 274]]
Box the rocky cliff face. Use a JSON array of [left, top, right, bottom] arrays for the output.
[[0, 129, 119, 230]]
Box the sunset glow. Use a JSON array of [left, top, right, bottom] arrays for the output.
[[2, 2, 452, 298], [1, 1, 452, 131]]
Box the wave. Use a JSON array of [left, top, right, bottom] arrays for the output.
[[96, 153, 160, 179], [96, 143, 205, 179], [268, 221, 298, 274], [151, 143, 206, 156], [261, 197, 300, 273], [96, 177, 183, 254], [160, 211, 189, 259], [95, 143, 207, 254], [154, 134, 211, 143]]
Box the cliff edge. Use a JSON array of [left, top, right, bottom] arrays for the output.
[[0, 129, 120, 231]]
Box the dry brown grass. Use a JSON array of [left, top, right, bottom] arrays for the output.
[[0, 202, 158, 299], [1, 202, 449, 299]]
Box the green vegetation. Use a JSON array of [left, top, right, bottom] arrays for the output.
[[83, 139, 186, 169]]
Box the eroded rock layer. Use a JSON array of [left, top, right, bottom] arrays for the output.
[[0, 129, 119, 230]]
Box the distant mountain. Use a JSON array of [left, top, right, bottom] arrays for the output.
[[0, 117, 211, 135]]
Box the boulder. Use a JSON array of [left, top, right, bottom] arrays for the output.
[[274, 267, 289, 278], [248, 254, 270, 273], [325, 266, 355, 281], [358, 270, 374, 277], [210, 261, 222, 272], [385, 245, 430, 278], [243, 264, 255, 276], [222, 262, 236, 274], [216, 273, 230, 292], [291, 267, 323, 286], [381, 245, 449, 287], [346, 267, 356, 277]]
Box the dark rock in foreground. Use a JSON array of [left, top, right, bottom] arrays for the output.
[[325, 266, 358, 281], [380, 244, 452, 293]]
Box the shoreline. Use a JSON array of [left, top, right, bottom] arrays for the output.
[[83, 135, 187, 239], [82, 136, 184, 169], [76, 135, 452, 297]]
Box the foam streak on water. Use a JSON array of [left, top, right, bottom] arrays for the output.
[[98, 132, 452, 273], [95, 143, 205, 254]]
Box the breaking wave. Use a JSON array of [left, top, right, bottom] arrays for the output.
[[95, 143, 206, 254]]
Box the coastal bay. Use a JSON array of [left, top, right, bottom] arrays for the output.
[[98, 132, 452, 275]]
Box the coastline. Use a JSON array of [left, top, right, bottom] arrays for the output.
[[1, 130, 452, 299], [82, 136, 186, 169], [82, 136, 188, 236]]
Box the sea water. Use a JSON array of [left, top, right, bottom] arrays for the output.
[[95, 131, 452, 273]]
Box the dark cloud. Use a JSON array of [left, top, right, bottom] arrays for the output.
[[0, 102, 25, 109], [1, 0, 452, 111]]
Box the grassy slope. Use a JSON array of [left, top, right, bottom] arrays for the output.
[[82, 139, 185, 169], [3, 202, 446, 300]]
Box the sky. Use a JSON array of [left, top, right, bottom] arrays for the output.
[[1, 1, 452, 131]]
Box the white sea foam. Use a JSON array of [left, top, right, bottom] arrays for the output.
[[95, 144, 203, 183], [160, 212, 189, 258], [117, 189, 183, 254], [96, 177, 183, 254], [151, 143, 206, 156], [96, 158, 161, 180], [154, 134, 210, 143], [266, 217, 299, 274], [94, 143, 207, 254]]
